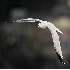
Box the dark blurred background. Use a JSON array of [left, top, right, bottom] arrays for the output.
[[0, 0, 70, 69]]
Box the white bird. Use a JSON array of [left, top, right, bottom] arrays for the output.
[[7, 18, 65, 64]]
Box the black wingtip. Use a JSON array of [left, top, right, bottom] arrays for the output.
[[55, 49, 65, 64], [5, 21, 14, 23], [56, 52, 65, 64]]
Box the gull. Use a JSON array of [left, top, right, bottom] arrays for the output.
[[5, 18, 65, 64]]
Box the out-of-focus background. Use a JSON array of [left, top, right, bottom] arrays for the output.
[[0, 0, 70, 69]]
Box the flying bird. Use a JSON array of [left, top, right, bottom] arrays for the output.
[[5, 18, 65, 64]]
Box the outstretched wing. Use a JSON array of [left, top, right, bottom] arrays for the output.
[[38, 21, 65, 64]]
